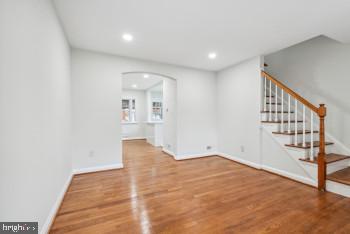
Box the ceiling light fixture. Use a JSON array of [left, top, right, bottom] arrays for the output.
[[208, 52, 217, 59], [131, 84, 137, 88], [122, 33, 133, 42], [143, 74, 149, 78]]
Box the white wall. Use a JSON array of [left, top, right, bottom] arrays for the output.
[[71, 49, 217, 169], [0, 0, 71, 232], [265, 36, 350, 151], [217, 57, 262, 165], [216, 56, 317, 183], [261, 129, 311, 179], [121, 89, 147, 139], [163, 78, 177, 154]]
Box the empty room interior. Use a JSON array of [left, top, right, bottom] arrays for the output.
[[2, 0, 350, 233]]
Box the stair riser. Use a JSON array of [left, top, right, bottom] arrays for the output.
[[274, 134, 320, 145], [326, 180, 350, 198], [327, 159, 350, 174], [265, 104, 294, 112], [261, 113, 296, 121], [300, 159, 350, 178], [286, 145, 335, 159], [262, 122, 305, 132]]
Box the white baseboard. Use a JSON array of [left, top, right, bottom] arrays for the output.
[[41, 163, 123, 233], [217, 152, 261, 169], [261, 165, 317, 187], [175, 152, 217, 160], [162, 148, 176, 157], [217, 152, 317, 186], [122, 137, 146, 141], [73, 163, 124, 175], [41, 172, 73, 234]]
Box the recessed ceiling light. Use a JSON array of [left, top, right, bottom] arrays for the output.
[[131, 84, 137, 88], [208, 52, 217, 59], [143, 74, 149, 78], [122, 33, 133, 42]]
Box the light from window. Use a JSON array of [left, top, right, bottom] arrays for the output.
[[151, 101, 162, 121], [122, 99, 136, 122]]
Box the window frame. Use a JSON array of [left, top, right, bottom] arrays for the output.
[[151, 101, 163, 121], [121, 98, 136, 123]]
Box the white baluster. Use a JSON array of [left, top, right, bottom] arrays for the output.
[[310, 111, 314, 160], [281, 89, 284, 132], [275, 84, 278, 121], [264, 77, 267, 112], [288, 94, 291, 133], [294, 99, 298, 145], [302, 105, 306, 147], [269, 80, 272, 121]]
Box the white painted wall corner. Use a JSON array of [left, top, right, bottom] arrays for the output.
[[162, 148, 176, 157], [41, 173, 73, 234], [41, 162, 124, 233]]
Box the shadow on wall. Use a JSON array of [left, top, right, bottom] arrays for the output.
[[264, 35, 350, 147]]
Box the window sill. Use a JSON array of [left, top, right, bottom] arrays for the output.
[[146, 121, 163, 124], [121, 122, 139, 125]]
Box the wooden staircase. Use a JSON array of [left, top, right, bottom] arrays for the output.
[[261, 71, 350, 196]]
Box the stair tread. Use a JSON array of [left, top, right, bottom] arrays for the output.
[[327, 167, 350, 186], [262, 120, 303, 123], [285, 141, 334, 149], [261, 111, 294, 113], [273, 130, 319, 135], [300, 153, 350, 164]]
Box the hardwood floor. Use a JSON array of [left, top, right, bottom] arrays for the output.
[[50, 140, 350, 233]]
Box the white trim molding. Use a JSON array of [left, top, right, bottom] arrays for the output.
[[261, 165, 317, 187], [175, 152, 217, 161], [41, 173, 73, 234], [162, 148, 176, 157], [73, 163, 124, 175], [122, 137, 146, 141], [217, 152, 261, 169], [217, 152, 317, 187]]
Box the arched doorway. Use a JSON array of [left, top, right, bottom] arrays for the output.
[[121, 72, 177, 162]]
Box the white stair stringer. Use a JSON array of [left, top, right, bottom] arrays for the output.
[[262, 122, 350, 191], [261, 123, 317, 186], [262, 121, 350, 171]]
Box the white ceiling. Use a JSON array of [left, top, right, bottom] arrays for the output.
[[122, 73, 163, 90], [53, 0, 350, 71]]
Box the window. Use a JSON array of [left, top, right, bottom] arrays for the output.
[[122, 99, 136, 122], [151, 101, 162, 121]]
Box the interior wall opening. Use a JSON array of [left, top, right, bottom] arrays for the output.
[[121, 72, 177, 160]]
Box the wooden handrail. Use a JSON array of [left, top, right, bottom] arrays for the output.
[[261, 70, 327, 191], [261, 71, 319, 114]]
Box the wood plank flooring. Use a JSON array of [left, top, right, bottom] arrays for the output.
[[50, 140, 350, 233]]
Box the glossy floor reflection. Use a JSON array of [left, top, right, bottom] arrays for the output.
[[50, 140, 350, 233]]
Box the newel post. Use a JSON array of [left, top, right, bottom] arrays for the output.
[[317, 104, 327, 191]]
